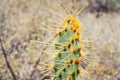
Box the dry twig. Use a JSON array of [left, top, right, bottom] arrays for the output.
[[0, 38, 17, 80]]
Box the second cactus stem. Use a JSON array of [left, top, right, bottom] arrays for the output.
[[53, 16, 83, 80]]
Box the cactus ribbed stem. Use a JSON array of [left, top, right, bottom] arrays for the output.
[[54, 16, 83, 80]]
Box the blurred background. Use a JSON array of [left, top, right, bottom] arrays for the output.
[[0, 0, 120, 80]]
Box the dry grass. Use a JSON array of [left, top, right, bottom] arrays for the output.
[[0, 0, 120, 80]]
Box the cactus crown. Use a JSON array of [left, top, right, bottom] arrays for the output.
[[54, 16, 83, 80]]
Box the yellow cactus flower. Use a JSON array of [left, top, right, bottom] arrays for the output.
[[56, 51, 60, 57], [74, 58, 80, 64], [74, 34, 81, 41], [78, 44, 84, 50], [56, 29, 62, 35], [62, 16, 80, 31], [68, 70, 74, 76], [78, 68, 83, 74], [70, 46, 75, 53], [51, 63, 56, 69], [66, 76, 71, 80]]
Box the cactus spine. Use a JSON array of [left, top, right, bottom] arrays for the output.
[[54, 16, 83, 80]]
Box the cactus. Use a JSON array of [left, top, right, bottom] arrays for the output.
[[53, 16, 83, 80]]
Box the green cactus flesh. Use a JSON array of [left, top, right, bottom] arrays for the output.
[[54, 17, 82, 80]]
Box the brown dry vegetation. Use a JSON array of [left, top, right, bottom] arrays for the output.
[[0, 0, 120, 80]]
